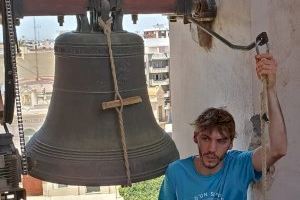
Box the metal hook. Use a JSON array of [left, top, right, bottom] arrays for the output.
[[190, 17, 256, 51], [190, 17, 271, 53]]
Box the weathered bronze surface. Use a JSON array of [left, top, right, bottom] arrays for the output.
[[26, 30, 179, 186]]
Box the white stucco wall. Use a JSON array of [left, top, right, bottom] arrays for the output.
[[251, 0, 300, 199], [170, 0, 299, 199], [170, 0, 253, 157]]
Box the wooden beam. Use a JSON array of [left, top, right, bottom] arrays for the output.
[[102, 96, 142, 110], [122, 0, 177, 14], [14, 0, 177, 16], [21, 0, 89, 16]]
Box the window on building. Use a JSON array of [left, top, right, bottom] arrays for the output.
[[36, 88, 52, 105], [151, 73, 168, 81], [57, 184, 68, 188], [22, 93, 32, 106], [151, 61, 160, 68], [149, 47, 158, 53], [158, 46, 168, 53], [86, 186, 100, 193], [144, 31, 156, 39], [158, 31, 167, 38], [151, 60, 168, 68]]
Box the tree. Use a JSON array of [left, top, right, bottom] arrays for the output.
[[119, 176, 164, 200]]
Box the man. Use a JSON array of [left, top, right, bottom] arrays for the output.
[[158, 53, 287, 200]]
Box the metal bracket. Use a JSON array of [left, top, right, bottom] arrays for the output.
[[190, 17, 270, 52], [255, 32, 270, 123], [110, 0, 122, 11], [193, 0, 217, 21], [88, 0, 110, 31], [255, 32, 269, 55], [57, 15, 64, 26]]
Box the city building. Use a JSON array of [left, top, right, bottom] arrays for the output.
[[147, 86, 166, 125], [143, 24, 171, 124]]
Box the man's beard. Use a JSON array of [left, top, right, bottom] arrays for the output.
[[199, 151, 226, 169]]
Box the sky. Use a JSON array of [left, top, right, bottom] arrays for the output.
[[0, 14, 168, 41]]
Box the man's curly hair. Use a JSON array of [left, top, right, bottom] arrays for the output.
[[192, 107, 236, 140]]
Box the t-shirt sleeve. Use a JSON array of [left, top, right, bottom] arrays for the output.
[[236, 151, 262, 183], [158, 166, 177, 200]]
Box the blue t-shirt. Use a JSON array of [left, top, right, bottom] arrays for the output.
[[159, 150, 261, 200]]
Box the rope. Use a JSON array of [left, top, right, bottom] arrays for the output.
[[256, 40, 270, 200], [260, 77, 269, 200], [98, 17, 132, 186]]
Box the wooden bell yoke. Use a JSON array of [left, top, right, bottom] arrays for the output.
[[9, 0, 192, 17]]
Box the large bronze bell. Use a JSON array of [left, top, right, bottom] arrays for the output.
[[25, 15, 179, 186]]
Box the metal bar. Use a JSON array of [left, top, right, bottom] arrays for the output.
[[190, 18, 256, 51]]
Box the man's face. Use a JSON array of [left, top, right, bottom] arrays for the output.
[[194, 128, 232, 169]]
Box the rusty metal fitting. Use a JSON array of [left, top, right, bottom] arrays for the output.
[[168, 15, 177, 22], [57, 15, 64, 26], [192, 0, 217, 22], [131, 14, 138, 24]]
